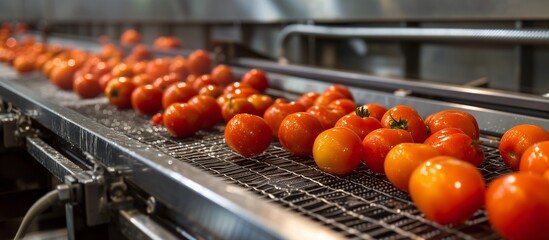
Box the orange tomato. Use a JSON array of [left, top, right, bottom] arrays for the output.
[[313, 91, 346, 107], [326, 84, 353, 100], [146, 58, 171, 79], [50, 60, 79, 90], [328, 98, 357, 114], [520, 141, 549, 175], [188, 50, 211, 76], [211, 64, 234, 86], [73, 74, 101, 99], [13, 55, 34, 73], [381, 105, 429, 143], [221, 98, 256, 122], [353, 103, 387, 121], [425, 110, 479, 141], [224, 114, 272, 157], [104, 77, 136, 109], [131, 84, 163, 115], [362, 128, 414, 173], [163, 103, 201, 138], [241, 69, 269, 92], [409, 156, 485, 225], [500, 124, 549, 171], [120, 29, 141, 45], [313, 127, 364, 175], [424, 128, 485, 166], [263, 101, 306, 137], [306, 105, 347, 130], [169, 56, 189, 79], [384, 143, 440, 192], [247, 94, 274, 116], [486, 173, 549, 240], [278, 112, 324, 156], [111, 63, 134, 78], [296, 92, 320, 109]]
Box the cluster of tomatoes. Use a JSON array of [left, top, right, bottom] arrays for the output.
[[3, 28, 549, 239]]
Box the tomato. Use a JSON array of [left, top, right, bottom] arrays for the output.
[[146, 58, 171, 79], [188, 95, 222, 129], [105, 77, 136, 109], [486, 173, 549, 240], [129, 44, 151, 61], [185, 74, 197, 86], [241, 69, 269, 92], [384, 143, 440, 192], [198, 84, 223, 98], [381, 105, 429, 143], [247, 94, 274, 116], [500, 124, 549, 171], [221, 98, 256, 122], [362, 128, 414, 173], [120, 29, 141, 45], [278, 112, 324, 156], [296, 92, 320, 109], [211, 64, 234, 86], [409, 156, 485, 225], [98, 73, 113, 92], [13, 55, 34, 73], [223, 82, 251, 94], [424, 128, 485, 166], [224, 114, 272, 157], [328, 99, 357, 114], [326, 84, 353, 100], [153, 73, 182, 92], [232, 87, 259, 98], [425, 110, 479, 141], [132, 73, 153, 86], [192, 74, 217, 91], [111, 63, 134, 78], [153, 36, 181, 49], [188, 50, 211, 76], [353, 103, 387, 121], [313, 127, 364, 175], [335, 110, 382, 140], [313, 91, 346, 107], [161, 82, 197, 109], [131, 84, 163, 115], [170, 56, 189, 79], [73, 73, 101, 99], [520, 141, 549, 175], [306, 105, 347, 130], [131, 61, 147, 75], [263, 101, 306, 137], [150, 113, 163, 125], [163, 103, 201, 138], [50, 60, 79, 90]]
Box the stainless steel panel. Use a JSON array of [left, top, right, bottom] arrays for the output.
[[25, 136, 85, 181], [6, 0, 549, 23], [119, 209, 179, 240]]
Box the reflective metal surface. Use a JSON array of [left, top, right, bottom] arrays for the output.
[[5, 0, 549, 22], [25, 136, 85, 181], [119, 209, 178, 240]]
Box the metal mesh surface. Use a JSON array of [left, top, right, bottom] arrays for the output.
[[66, 101, 506, 240]]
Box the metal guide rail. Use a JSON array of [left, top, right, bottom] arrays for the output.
[[0, 70, 516, 239]]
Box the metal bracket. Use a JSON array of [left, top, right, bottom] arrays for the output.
[[0, 102, 38, 148]]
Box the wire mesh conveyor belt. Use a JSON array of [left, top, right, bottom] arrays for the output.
[[65, 99, 505, 240]]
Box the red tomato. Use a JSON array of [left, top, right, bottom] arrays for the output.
[[73, 74, 101, 99], [328, 99, 357, 114], [520, 141, 549, 175], [221, 98, 256, 122], [486, 173, 549, 240], [278, 112, 324, 156], [188, 95, 222, 129], [211, 64, 234, 86], [224, 114, 272, 157], [313, 91, 346, 107], [296, 92, 320, 109], [500, 124, 549, 171], [161, 82, 197, 109], [163, 103, 201, 138], [192, 74, 217, 91], [353, 103, 387, 121], [409, 156, 485, 225], [146, 58, 171, 79], [188, 50, 211, 76], [98, 73, 113, 92], [169, 56, 189, 79], [362, 128, 414, 173], [263, 102, 306, 137], [13, 55, 34, 73], [111, 63, 134, 78], [241, 69, 268, 92], [50, 60, 79, 90], [335, 112, 382, 140], [132, 73, 153, 86], [232, 87, 259, 98], [384, 143, 440, 192], [153, 73, 182, 92], [247, 94, 274, 116], [150, 113, 163, 125], [306, 105, 347, 130], [104, 77, 136, 109], [132, 61, 147, 75], [424, 128, 485, 166], [129, 44, 151, 61], [131, 84, 163, 115], [313, 127, 364, 175], [326, 84, 353, 100], [120, 29, 141, 45], [223, 82, 251, 94], [425, 110, 479, 141], [381, 105, 429, 143], [198, 84, 223, 98]]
